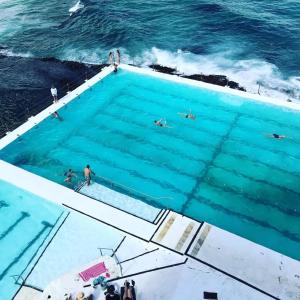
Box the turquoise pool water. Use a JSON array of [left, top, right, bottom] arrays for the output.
[[1, 69, 300, 260], [0, 179, 64, 299]]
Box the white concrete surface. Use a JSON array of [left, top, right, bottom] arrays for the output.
[[14, 286, 42, 300], [188, 224, 300, 300], [107, 259, 272, 300]]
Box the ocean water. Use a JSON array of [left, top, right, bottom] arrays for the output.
[[0, 0, 299, 100], [1, 69, 300, 260]]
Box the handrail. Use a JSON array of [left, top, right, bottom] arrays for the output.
[[76, 174, 173, 203], [97, 247, 123, 276]]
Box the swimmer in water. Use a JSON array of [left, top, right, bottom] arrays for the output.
[[64, 169, 77, 184], [154, 119, 171, 128], [178, 111, 196, 120], [268, 133, 286, 139], [52, 111, 63, 121]]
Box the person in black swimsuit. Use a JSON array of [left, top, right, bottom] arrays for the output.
[[268, 133, 286, 139]]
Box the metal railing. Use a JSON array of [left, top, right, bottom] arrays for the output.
[[97, 247, 123, 276]]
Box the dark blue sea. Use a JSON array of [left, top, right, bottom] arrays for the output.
[[0, 0, 299, 100]]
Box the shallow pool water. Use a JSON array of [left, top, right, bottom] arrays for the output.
[[1, 69, 300, 260], [0, 179, 64, 299]]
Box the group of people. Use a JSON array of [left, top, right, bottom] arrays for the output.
[[105, 280, 136, 300], [63, 280, 135, 300], [64, 164, 95, 186]]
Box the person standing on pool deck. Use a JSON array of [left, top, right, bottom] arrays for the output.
[[116, 49, 120, 65], [84, 164, 95, 186], [108, 52, 114, 65], [51, 85, 58, 103]]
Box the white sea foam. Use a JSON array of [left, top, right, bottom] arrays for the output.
[[0, 48, 33, 58], [69, 1, 84, 16], [58, 46, 300, 103], [134, 47, 300, 102]]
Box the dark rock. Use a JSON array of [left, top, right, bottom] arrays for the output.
[[149, 64, 178, 75], [149, 64, 246, 92]]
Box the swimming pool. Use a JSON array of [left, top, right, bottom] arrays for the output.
[[0, 179, 65, 299], [1, 68, 300, 260]]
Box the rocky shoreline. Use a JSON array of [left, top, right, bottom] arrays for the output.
[[148, 64, 246, 91], [0, 55, 245, 137]]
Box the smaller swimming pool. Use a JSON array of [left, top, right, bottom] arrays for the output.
[[0, 179, 65, 299]]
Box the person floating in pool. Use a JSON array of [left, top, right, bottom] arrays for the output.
[[178, 111, 196, 120], [84, 164, 95, 186], [154, 119, 171, 128], [268, 133, 286, 139], [64, 169, 77, 184], [52, 111, 63, 121]]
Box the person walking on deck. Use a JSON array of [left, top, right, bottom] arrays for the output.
[[51, 85, 58, 102], [84, 164, 95, 186]]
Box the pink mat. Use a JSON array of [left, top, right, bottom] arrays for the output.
[[79, 262, 107, 282]]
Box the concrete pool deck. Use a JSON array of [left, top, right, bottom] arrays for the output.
[[0, 64, 300, 299]]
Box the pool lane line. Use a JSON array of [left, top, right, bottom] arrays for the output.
[[202, 168, 300, 217], [0, 223, 53, 282], [182, 113, 241, 214], [12, 211, 70, 299], [192, 194, 300, 244], [186, 255, 279, 300], [0, 211, 30, 241]]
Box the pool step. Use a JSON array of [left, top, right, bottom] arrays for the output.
[[151, 212, 202, 254], [79, 182, 161, 223]]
